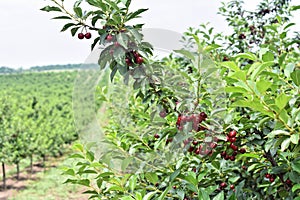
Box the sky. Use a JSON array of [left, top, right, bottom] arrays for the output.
[[0, 0, 299, 69]]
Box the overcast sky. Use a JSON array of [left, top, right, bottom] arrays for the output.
[[0, 0, 298, 69]]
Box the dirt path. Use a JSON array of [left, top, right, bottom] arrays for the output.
[[0, 164, 46, 200], [0, 155, 87, 200]]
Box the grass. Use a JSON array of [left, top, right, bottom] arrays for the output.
[[9, 154, 86, 200]]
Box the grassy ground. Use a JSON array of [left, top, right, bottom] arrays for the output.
[[7, 154, 86, 200]]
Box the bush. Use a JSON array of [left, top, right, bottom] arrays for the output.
[[43, 0, 300, 199]]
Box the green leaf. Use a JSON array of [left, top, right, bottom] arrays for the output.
[[71, 27, 81, 37], [292, 160, 300, 173], [174, 49, 195, 61], [127, 28, 143, 43], [52, 16, 72, 20], [158, 186, 171, 200], [256, 79, 272, 94], [262, 51, 274, 62], [234, 52, 257, 61], [291, 70, 300, 86], [225, 86, 248, 94], [74, 7, 83, 17], [199, 188, 209, 200], [69, 153, 85, 159], [213, 191, 224, 200], [127, 9, 149, 21], [231, 71, 246, 81], [204, 44, 221, 52], [107, 185, 125, 192], [73, 143, 84, 152], [197, 171, 207, 182], [170, 169, 181, 182], [116, 33, 129, 48], [284, 63, 295, 78], [251, 61, 274, 80], [221, 61, 240, 72], [145, 172, 159, 185], [275, 93, 291, 110], [291, 134, 299, 144], [86, 150, 94, 162], [129, 175, 137, 191], [40, 6, 62, 12], [247, 62, 261, 76], [77, 179, 90, 187], [291, 5, 300, 11], [183, 172, 197, 186], [292, 184, 300, 192], [267, 130, 291, 138], [143, 191, 157, 200], [121, 157, 133, 171], [237, 153, 260, 159], [125, 0, 132, 7], [63, 169, 75, 176], [121, 197, 135, 200], [61, 23, 76, 32], [281, 137, 290, 152]]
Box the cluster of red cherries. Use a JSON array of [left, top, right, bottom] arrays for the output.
[[77, 32, 92, 40], [125, 50, 144, 66], [176, 112, 208, 131], [219, 182, 235, 191], [264, 173, 276, 183], [220, 130, 246, 161]]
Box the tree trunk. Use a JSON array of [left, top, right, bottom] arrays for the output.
[[30, 154, 33, 174], [16, 162, 20, 180], [2, 162, 6, 190], [42, 155, 46, 169]]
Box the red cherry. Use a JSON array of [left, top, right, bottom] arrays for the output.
[[220, 151, 226, 158], [220, 182, 227, 188], [226, 136, 231, 142], [230, 156, 236, 161], [230, 185, 235, 190], [228, 130, 237, 138], [188, 146, 195, 153], [154, 134, 160, 139], [181, 115, 188, 123], [193, 167, 197, 172], [125, 58, 132, 66], [232, 151, 238, 156], [159, 110, 167, 118], [194, 148, 201, 155], [210, 143, 217, 149], [166, 138, 173, 144], [106, 34, 113, 42], [199, 112, 207, 120], [230, 143, 238, 151], [239, 148, 246, 154], [192, 140, 198, 146], [242, 166, 247, 170], [225, 154, 230, 160], [265, 174, 270, 178], [85, 32, 92, 39], [78, 33, 84, 39], [286, 179, 292, 186], [172, 185, 177, 189], [269, 177, 275, 182], [229, 137, 236, 143], [136, 56, 144, 64]]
